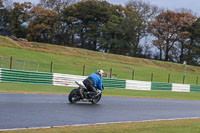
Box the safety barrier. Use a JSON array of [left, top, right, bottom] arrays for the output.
[[53, 73, 87, 87], [53, 73, 126, 89], [172, 83, 190, 92], [103, 78, 126, 89], [151, 82, 172, 91], [0, 68, 200, 92], [0, 68, 53, 85], [190, 85, 200, 92], [126, 80, 151, 90]]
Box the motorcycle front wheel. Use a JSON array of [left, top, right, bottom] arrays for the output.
[[68, 88, 81, 103], [91, 94, 101, 104]]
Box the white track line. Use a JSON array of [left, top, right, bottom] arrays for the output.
[[1, 117, 200, 131]]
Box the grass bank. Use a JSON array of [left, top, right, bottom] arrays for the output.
[[2, 119, 200, 133], [0, 36, 200, 84], [1, 82, 200, 100]]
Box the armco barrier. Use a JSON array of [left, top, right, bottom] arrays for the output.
[[1, 68, 200, 92], [0, 68, 53, 85], [172, 83, 190, 92], [53, 73, 87, 87], [0, 69, 126, 89], [103, 78, 126, 89], [53, 73, 126, 89], [126, 80, 151, 90], [190, 85, 200, 92], [151, 82, 172, 91]]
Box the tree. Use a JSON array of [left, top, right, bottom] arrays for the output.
[[99, 5, 139, 55], [2, 0, 13, 9], [27, 5, 60, 43], [174, 9, 197, 63], [9, 2, 32, 38], [0, 0, 10, 30], [39, 0, 76, 12], [0, 0, 3, 7], [149, 10, 196, 61], [62, 0, 111, 50], [187, 18, 200, 65], [100, 14, 126, 54], [126, 0, 162, 57]]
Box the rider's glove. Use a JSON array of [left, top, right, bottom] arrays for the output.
[[97, 89, 101, 93], [96, 89, 102, 96]]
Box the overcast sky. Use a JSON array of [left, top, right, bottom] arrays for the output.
[[13, 0, 200, 16]]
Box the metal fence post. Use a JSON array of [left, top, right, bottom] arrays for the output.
[[183, 75, 185, 84], [110, 68, 112, 78], [83, 65, 85, 76], [168, 74, 170, 83], [50, 61, 53, 73], [10, 56, 13, 69], [151, 72, 154, 82], [132, 70, 135, 80]]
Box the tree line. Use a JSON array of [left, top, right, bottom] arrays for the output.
[[0, 0, 200, 65]]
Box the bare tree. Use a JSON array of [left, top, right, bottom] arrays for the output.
[[39, 0, 76, 12], [125, 0, 163, 56], [127, 0, 163, 20], [2, 0, 13, 9]]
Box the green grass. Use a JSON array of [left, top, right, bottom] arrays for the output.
[[1, 82, 200, 100], [0, 35, 200, 84], [2, 119, 200, 133], [0, 82, 73, 94], [1, 36, 200, 133]]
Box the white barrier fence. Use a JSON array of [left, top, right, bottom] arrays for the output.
[[126, 80, 151, 91], [172, 83, 190, 92], [53, 73, 87, 87]]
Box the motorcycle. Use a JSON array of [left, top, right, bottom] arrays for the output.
[[68, 81, 102, 104]]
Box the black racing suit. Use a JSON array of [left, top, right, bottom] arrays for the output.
[[83, 77, 97, 93]]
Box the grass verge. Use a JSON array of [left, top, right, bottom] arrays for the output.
[[1, 119, 200, 133], [0, 36, 200, 84], [1, 82, 200, 100]]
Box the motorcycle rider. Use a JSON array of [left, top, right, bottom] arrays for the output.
[[83, 69, 104, 96]]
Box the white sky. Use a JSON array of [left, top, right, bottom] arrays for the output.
[[13, 0, 200, 16]]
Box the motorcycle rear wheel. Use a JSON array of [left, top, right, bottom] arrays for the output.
[[68, 88, 81, 103]]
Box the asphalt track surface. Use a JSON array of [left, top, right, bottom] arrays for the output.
[[1, 93, 200, 130]]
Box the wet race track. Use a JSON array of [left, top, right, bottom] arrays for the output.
[[1, 93, 200, 130]]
